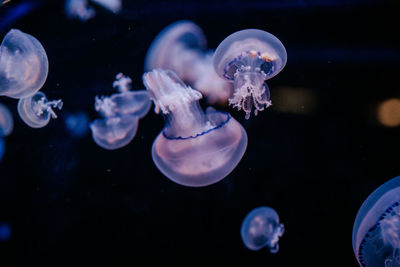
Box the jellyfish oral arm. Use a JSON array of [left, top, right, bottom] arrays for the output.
[[37, 98, 63, 119]]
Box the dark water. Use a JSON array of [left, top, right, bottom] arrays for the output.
[[0, 0, 399, 265]]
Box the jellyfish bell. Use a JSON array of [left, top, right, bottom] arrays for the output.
[[143, 69, 247, 187], [213, 29, 287, 119], [0, 29, 48, 99], [352, 176, 400, 267], [89, 114, 139, 150], [241, 206, 285, 253], [0, 103, 13, 137], [145, 20, 233, 104], [17, 91, 63, 128]]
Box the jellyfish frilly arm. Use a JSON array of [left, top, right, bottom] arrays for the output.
[[268, 222, 285, 254]]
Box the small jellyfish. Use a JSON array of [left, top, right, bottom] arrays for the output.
[[142, 69, 248, 187], [65, 0, 121, 21], [0, 103, 13, 136], [352, 176, 400, 267], [0, 222, 11, 242], [145, 20, 233, 104], [17, 91, 63, 128], [0, 29, 48, 99], [90, 115, 138, 150], [241, 206, 285, 253], [0, 137, 4, 162], [65, 111, 89, 138], [213, 29, 287, 119]]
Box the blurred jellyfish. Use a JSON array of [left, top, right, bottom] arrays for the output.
[[17, 91, 63, 128], [65, 0, 121, 21], [241, 206, 284, 253], [213, 29, 287, 119], [142, 69, 247, 187], [352, 176, 400, 267], [0, 29, 48, 99], [0, 222, 11, 242], [65, 111, 89, 138], [0, 137, 4, 162], [0, 103, 13, 136], [145, 20, 233, 104], [90, 73, 151, 150]]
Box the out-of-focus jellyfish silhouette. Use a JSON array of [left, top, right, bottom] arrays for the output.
[[90, 73, 151, 150], [241, 206, 284, 253], [0, 103, 13, 136], [0, 137, 4, 162], [352, 176, 400, 267], [65, 111, 89, 138], [0, 222, 11, 242], [17, 91, 63, 128], [142, 69, 247, 187], [145, 20, 233, 104], [213, 29, 287, 119], [0, 29, 48, 99], [65, 0, 121, 21]]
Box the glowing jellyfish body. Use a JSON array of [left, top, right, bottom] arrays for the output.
[[17, 91, 63, 128], [213, 29, 287, 119], [352, 176, 400, 267], [145, 20, 233, 104], [90, 73, 151, 150], [142, 69, 247, 187], [65, 0, 121, 21], [0, 29, 48, 99], [65, 111, 89, 138], [241, 206, 284, 253], [0, 137, 4, 162], [0, 103, 13, 136], [0, 222, 11, 242]]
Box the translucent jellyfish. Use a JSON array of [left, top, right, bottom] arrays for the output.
[[213, 29, 287, 119], [65, 0, 121, 21], [0, 137, 4, 162], [241, 206, 285, 253], [352, 176, 400, 267], [0, 103, 13, 136], [0, 29, 48, 99], [90, 115, 138, 150], [17, 91, 63, 128], [0, 222, 11, 242], [142, 69, 248, 187], [145, 20, 233, 104], [65, 111, 89, 138]]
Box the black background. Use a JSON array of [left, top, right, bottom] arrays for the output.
[[0, 0, 400, 265]]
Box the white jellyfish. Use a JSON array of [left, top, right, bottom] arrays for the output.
[[145, 20, 233, 104], [65, 0, 121, 21], [0, 29, 48, 99], [0, 103, 13, 136], [17, 91, 63, 128], [213, 29, 287, 119]]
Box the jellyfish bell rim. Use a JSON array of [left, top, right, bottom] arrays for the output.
[[352, 176, 400, 260], [151, 111, 248, 187], [144, 20, 207, 71], [0, 29, 49, 99], [17, 91, 51, 128], [213, 29, 287, 81]]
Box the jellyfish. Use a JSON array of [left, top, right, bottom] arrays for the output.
[[352, 176, 400, 267], [145, 20, 233, 104], [89, 73, 151, 150], [0, 222, 11, 242], [0, 103, 13, 136], [65, 0, 121, 21], [0, 29, 48, 99], [65, 111, 89, 138], [0, 137, 4, 162], [241, 206, 285, 253], [142, 69, 248, 187], [213, 29, 287, 119], [17, 91, 63, 128]]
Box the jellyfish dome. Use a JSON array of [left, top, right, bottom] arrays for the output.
[[213, 29, 287, 119], [0, 103, 13, 136], [143, 69, 247, 187], [145, 20, 233, 104], [17, 91, 63, 128], [352, 176, 400, 267], [0, 29, 48, 99], [241, 206, 285, 253]]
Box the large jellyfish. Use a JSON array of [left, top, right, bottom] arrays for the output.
[[17, 91, 63, 128], [145, 20, 233, 104], [0, 29, 48, 99], [89, 73, 151, 150], [213, 29, 287, 119], [241, 206, 285, 253], [353, 176, 400, 267], [0, 103, 13, 136], [142, 69, 247, 187]]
